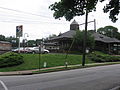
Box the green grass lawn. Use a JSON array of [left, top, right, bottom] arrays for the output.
[[0, 53, 94, 72]]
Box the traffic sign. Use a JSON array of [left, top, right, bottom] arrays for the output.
[[16, 25, 23, 37]]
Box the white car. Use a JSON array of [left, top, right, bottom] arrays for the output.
[[28, 47, 49, 54], [12, 48, 29, 53]]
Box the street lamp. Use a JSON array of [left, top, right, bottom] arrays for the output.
[[23, 33, 29, 53]]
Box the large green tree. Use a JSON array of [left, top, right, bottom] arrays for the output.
[[97, 26, 120, 40], [74, 30, 95, 51], [49, 0, 119, 22]]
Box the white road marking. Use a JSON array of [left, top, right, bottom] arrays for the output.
[[0, 80, 8, 90]]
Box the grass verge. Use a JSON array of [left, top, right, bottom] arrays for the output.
[[0, 53, 93, 72], [33, 62, 120, 74]]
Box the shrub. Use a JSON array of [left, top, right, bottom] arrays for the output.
[[87, 51, 120, 62], [0, 52, 24, 68]]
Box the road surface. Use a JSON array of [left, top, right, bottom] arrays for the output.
[[0, 64, 120, 90]]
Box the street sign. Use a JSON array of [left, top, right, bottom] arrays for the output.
[[16, 25, 23, 53], [16, 25, 23, 37]]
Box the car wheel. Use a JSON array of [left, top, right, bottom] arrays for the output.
[[32, 51, 35, 54], [44, 51, 48, 54]]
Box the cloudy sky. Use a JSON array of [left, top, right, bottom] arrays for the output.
[[0, 0, 120, 40]]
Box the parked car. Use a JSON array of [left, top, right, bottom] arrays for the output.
[[12, 48, 31, 53], [28, 47, 49, 54]]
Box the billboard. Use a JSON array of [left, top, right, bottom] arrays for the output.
[[16, 25, 23, 37]]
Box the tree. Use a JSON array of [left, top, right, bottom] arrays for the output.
[[44, 34, 57, 43], [74, 30, 95, 51], [103, 0, 119, 22], [49, 0, 97, 21], [97, 26, 120, 39], [97, 27, 105, 34], [27, 40, 36, 47], [48, 34, 57, 39], [49, 0, 119, 22], [5, 36, 19, 48], [0, 35, 19, 48], [36, 39, 43, 46], [0, 35, 5, 41], [27, 39, 43, 47]]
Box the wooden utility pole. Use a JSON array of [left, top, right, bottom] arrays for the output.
[[82, 2, 88, 66]]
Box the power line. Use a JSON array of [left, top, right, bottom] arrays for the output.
[[0, 6, 71, 25], [0, 11, 60, 24], [0, 6, 53, 19], [0, 19, 68, 24], [79, 20, 94, 26], [0, 14, 68, 24], [0, 12, 68, 24], [0, 7, 70, 25], [0, 14, 50, 22], [0, 13, 39, 20]]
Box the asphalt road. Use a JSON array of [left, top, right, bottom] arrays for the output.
[[0, 64, 120, 90]]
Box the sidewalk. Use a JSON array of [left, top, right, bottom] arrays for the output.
[[0, 66, 66, 76], [0, 63, 119, 76]]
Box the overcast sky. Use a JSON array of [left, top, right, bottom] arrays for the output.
[[0, 0, 120, 40]]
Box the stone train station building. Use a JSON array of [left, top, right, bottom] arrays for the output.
[[47, 20, 120, 54]]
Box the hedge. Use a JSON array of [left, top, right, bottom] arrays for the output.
[[0, 52, 24, 68], [87, 51, 120, 62]]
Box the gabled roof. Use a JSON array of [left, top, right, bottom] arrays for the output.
[[50, 30, 120, 43], [51, 30, 76, 40], [93, 33, 120, 43]]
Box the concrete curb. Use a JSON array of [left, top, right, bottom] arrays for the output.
[[0, 71, 33, 76], [0, 63, 120, 76], [0, 66, 65, 76]]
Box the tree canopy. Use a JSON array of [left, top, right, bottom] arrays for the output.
[[74, 30, 95, 51], [97, 26, 120, 40], [0, 35, 6, 41], [49, 0, 119, 22], [0, 35, 19, 47], [5, 36, 19, 48]]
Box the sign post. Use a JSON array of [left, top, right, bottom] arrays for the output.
[[16, 25, 23, 53], [39, 44, 41, 71]]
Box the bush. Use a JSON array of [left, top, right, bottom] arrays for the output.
[[87, 51, 120, 62], [87, 53, 103, 62], [0, 52, 24, 68]]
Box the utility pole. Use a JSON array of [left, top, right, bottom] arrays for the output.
[[18, 36, 20, 53], [82, 2, 88, 66], [94, 19, 96, 32], [38, 41, 42, 71]]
